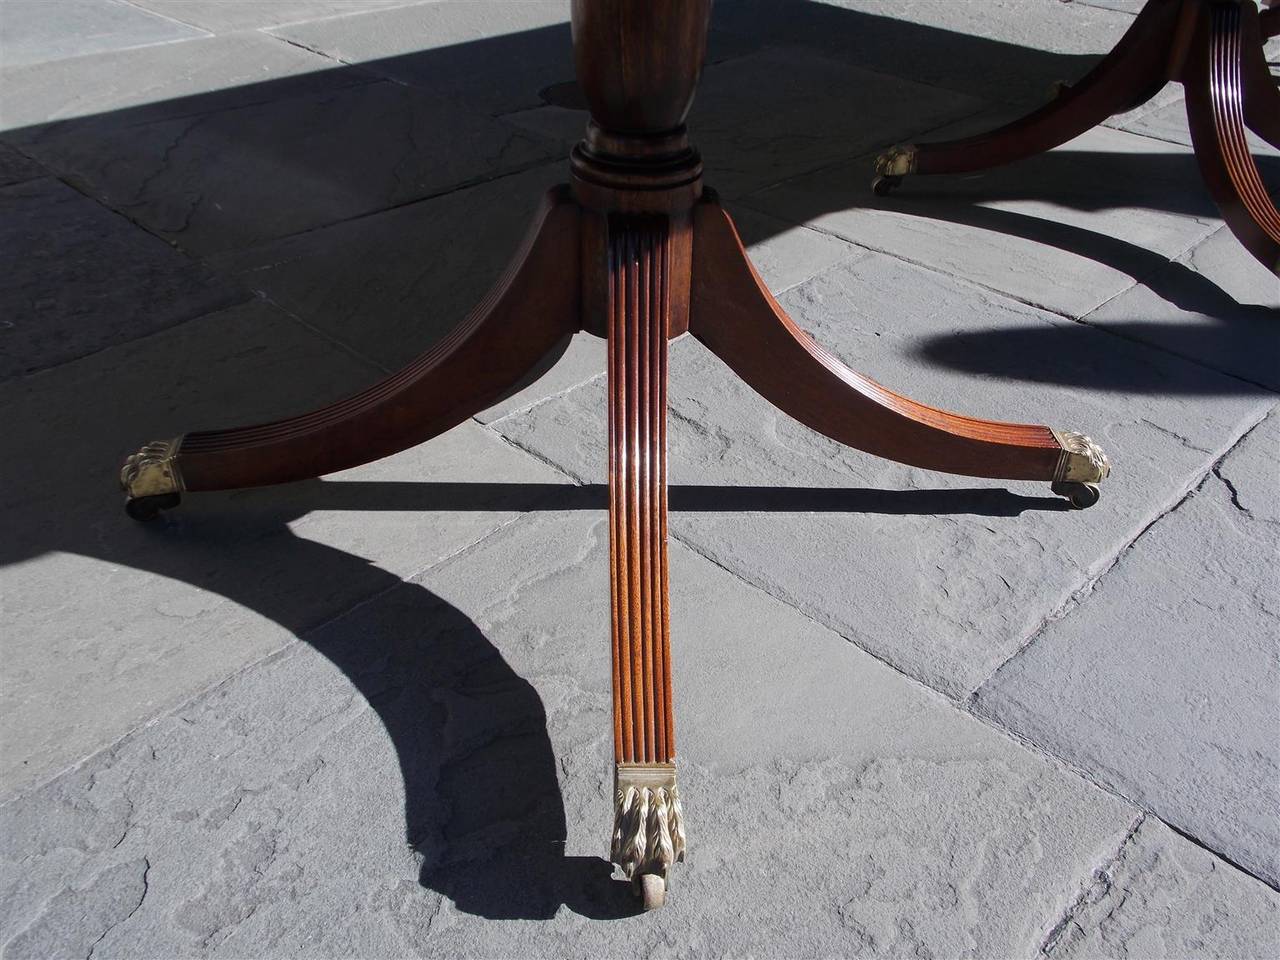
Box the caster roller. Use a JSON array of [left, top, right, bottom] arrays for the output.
[[872, 174, 901, 196], [1051, 481, 1100, 510], [637, 873, 666, 911], [125, 492, 181, 521]]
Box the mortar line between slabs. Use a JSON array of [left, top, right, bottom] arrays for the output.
[[970, 401, 1275, 695]]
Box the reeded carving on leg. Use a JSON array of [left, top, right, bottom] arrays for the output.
[[1185, 0, 1280, 271], [1051, 430, 1111, 484], [120, 438, 184, 498], [605, 215, 683, 908], [611, 762, 686, 908]]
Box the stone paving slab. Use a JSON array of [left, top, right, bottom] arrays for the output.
[[266, 0, 799, 118], [0, 142, 44, 186], [494, 247, 1276, 698], [0, 176, 247, 380], [1044, 816, 1280, 959], [206, 164, 860, 414], [1072, 0, 1146, 13], [1107, 83, 1280, 157], [0, 510, 1138, 957], [0, 298, 572, 798], [744, 116, 1224, 320], [128, 0, 435, 33], [0, 0, 208, 69], [508, 46, 986, 199], [0, 30, 373, 134], [1080, 224, 1280, 392], [1, 1, 1277, 954], [270, 1, 574, 116], [15, 79, 565, 256], [973, 411, 1280, 889], [728, 202, 868, 292], [711, 0, 1131, 107], [204, 162, 569, 372]]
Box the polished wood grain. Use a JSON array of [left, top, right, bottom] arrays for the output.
[[570, 0, 709, 134], [570, 0, 698, 780], [878, 0, 1280, 273], [1185, 1, 1280, 270], [607, 216, 675, 767]]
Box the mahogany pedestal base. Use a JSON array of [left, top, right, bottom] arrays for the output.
[[118, 183, 1110, 908], [873, 0, 1280, 273], [118, 0, 1112, 911]]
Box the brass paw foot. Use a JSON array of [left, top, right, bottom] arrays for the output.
[[120, 438, 184, 520], [610, 763, 686, 910], [871, 144, 917, 195], [1051, 430, 1110, 509]]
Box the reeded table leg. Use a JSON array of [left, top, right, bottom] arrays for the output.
[[605, 215, 685, 911], [1184, 0, 1280, 271], [120, 188, 582, 518]]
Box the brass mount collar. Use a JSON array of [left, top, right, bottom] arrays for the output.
[[1051, 430, 1111, 484]]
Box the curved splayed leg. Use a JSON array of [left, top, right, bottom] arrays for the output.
[[1183, 1, 1280, 272], [872, 0, 1181, 192], [120, 187, 582, 518], [688, 197, 1110, 506]]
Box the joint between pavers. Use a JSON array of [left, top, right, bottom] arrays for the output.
[[248, 154, 567, 251], [667, 527, 1166, 828], [477, 369, 608, 429], [667, 528, 964, 707], [485, 428, 592, 487], [258, 292, 393, 376], [1157, 815, 1280, 894], [969, 401, 1278, 701]]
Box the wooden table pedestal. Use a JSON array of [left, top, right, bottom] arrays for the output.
[[119, 0, 1112, 911]]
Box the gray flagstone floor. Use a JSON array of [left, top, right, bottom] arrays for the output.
[[1, 1, 1277, 957]]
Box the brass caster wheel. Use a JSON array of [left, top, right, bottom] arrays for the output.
[[637, 873, 667, 911], [871, 174, 901, 196], [1051, 481, 1100, 510], [1049, 80, 1072, 99], [125, 492, 181, 521]]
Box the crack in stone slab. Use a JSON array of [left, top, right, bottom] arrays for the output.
[[1039, 813, 1146, 956], [85, 857, 149, 960]]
